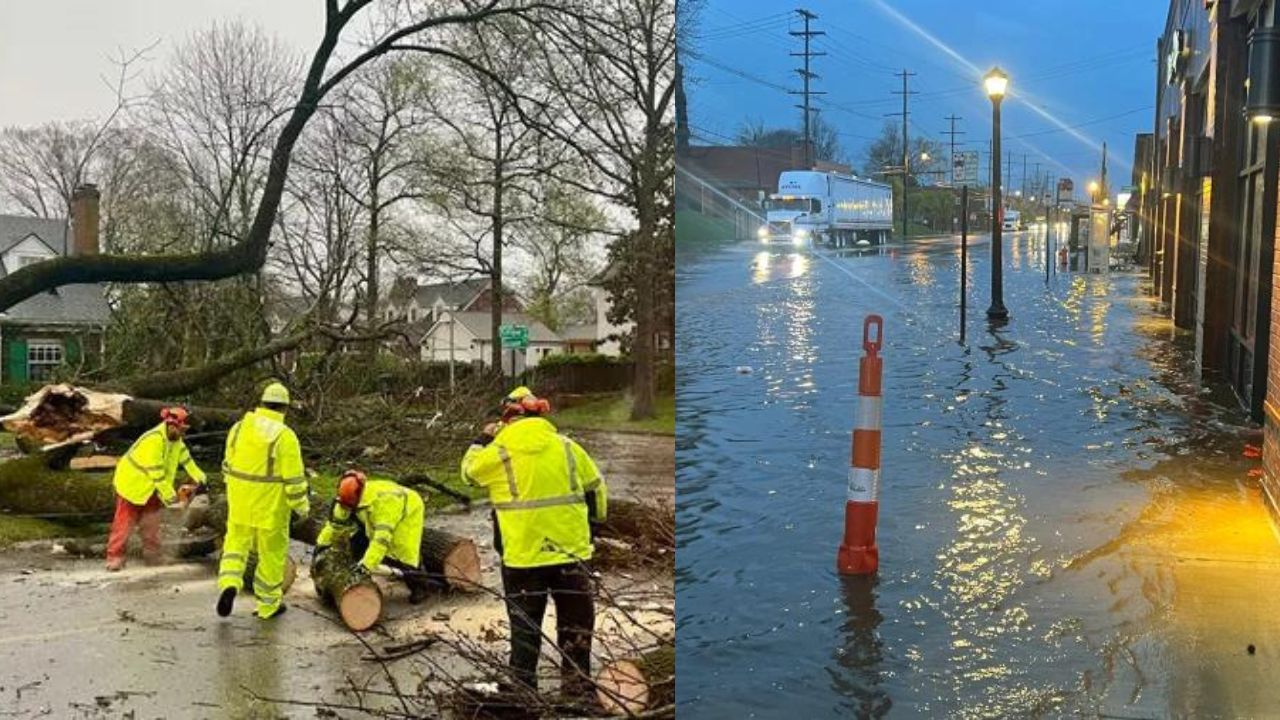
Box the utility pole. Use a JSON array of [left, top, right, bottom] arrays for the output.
[[1032, 161, 1041, 199], [789, 9, 826, 168], [942, 114, 964, 185], [1005, 151, 1013, 196], [1100, 141, 1109, 200], [889, 69, 917, 239], [1021, 153, 1028, 197]]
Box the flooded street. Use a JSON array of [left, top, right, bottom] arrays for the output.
[[675, 233, 1280, 718]]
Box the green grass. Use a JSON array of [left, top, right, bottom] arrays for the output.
[[554, 393, 675, 435], [676, 208, 736, 247]]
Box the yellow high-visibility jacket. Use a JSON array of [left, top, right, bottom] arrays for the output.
[[222, 408, 308, 530], [316, 479, 425, 570], [461, 417, 606, 568], [113, 423, 207, 505]]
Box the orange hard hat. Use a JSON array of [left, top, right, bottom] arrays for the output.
[[336, 470, 367, 509], [161, 406, 190, 429]]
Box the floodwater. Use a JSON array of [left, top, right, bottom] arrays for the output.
[[676, 232, 1280, 718]]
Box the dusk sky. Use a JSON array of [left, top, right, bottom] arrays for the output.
[[684, 0, 1169, 197]]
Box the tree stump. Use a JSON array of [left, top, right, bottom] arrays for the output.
[[311, 527, 382, 631], [595, 643, 675, 715]]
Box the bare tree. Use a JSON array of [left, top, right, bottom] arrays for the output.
[[0, 0, 550, 316], [535, 0, 676, 419], [512, 180, 607, 331], [330, 58, 434, 331], [419, 17, 561, 371]]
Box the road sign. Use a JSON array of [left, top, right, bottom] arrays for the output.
[[1054, 176, 1075, 204], [499, 324, 529, 349], [953, 150, 980, 186]]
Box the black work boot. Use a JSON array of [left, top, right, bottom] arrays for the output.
[[216, 587, 237, 617]]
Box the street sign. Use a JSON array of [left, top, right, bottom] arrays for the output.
[[1057, 178, 1075, 206], [953, 150, 980, 186], [499, 324, 529, 349]]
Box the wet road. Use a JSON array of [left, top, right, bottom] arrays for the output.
[[676, 232, 1280, 718]]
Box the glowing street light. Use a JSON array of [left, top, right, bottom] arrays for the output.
[[984, 66, 1009, 322], [1087, 180, 1100, 203]]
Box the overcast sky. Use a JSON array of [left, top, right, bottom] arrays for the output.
[[686, 0, 1166, 196], [0, 0, 323, 127]]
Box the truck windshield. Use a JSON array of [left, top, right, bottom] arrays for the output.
[[766, 198, 817, 212]]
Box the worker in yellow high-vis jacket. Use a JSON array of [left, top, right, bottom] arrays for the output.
[[106, 406, 206, 571], [316, 470, 431, 603], [461, 386, 607, 695], [216, 381, 309, 620]]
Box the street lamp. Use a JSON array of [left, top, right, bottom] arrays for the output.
[[984, 66, 1009, 321], [1087, 180, 1100, 203]]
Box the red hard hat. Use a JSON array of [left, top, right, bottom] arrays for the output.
[[336, 470, 367, 509], [161, 406, 190, 429], [500, 389, 551, 421]]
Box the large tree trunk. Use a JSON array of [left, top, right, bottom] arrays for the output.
[[0, 384, 240, 452], [311, 526, 383, 631], [121, 328, 313, 398], [0, 451, 116, 517], [595, 642, 675, 715]]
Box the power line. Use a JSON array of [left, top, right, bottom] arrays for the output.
[[789, 8, 826, 168], [887, 69, 917, 239], [942, 114, 964, 185]]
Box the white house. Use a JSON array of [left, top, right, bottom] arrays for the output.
[[421, 311, 565, 375], [589, 261, 633, 357]]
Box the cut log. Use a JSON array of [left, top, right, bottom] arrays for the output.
[[595, 643, 675, 715], [421, 528, 482, 589], [0, 384, 240, 452], [311, 527, 382, 631], [598, 498, 675, 549], [69, 455, 119, 471], [193, 493, 482, 593]]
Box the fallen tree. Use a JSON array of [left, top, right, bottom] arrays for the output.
[[595, 641, 675, 715], [0, 384, 240, 451], [0, 450, 115, 517], [311, 526, 383, 631]]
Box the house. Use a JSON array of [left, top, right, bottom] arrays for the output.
[[0, 185, 110, 384], [559, 323, 600, 354], [421, 311, 563, 375], [589, 261, 633, 357], [384, 277, 522, 327]]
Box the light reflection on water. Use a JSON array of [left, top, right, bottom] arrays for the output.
[[677, 232, 1277, 718]]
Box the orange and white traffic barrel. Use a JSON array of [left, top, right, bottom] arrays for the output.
[[837, 314, 883, 575]]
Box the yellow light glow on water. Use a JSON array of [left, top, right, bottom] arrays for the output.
[[753, 251, 771, 285]]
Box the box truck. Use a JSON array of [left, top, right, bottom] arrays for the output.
[[758, 171, 894, 247]]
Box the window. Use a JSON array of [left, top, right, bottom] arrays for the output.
[[27, 340, 63, 381], [17, 255, 44, 268]]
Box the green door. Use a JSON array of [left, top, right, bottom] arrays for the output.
[[6, 338, 27, 384]]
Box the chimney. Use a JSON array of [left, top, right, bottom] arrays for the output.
[[70, 184, 100, 256]]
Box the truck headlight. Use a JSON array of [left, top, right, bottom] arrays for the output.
[[793, 229, 809, 245], [757, 226, 769, 241]]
